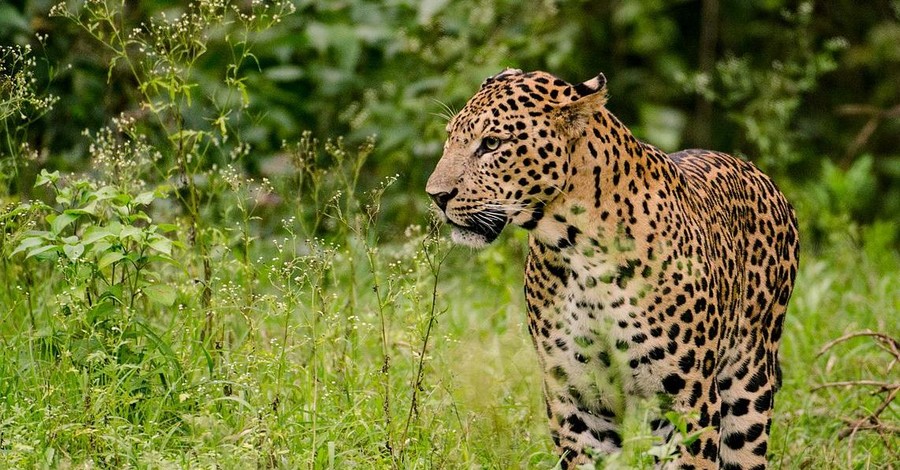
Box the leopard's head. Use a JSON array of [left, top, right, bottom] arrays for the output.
[[426, 69, 608, 247]]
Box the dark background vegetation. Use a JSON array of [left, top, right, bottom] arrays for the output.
[[3, 0, 899, 244]]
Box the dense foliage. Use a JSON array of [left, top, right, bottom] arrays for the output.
[[3, 0, 900, 236], [0, 0, 897, 468]]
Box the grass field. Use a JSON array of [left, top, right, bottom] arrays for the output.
[[1, 183, 897, 468]]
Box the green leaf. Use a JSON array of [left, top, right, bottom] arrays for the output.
[[157, 223, 179, 233], [99, 285, 124, 304], [125, 212, 152, 224], [11, 237, 45, 257], [681, 428, 711, 446], [26, 245, 59, 259], [112, 193, 133, 207], [148, 235, 172, 255], [0, 4, 29, 31], [88, 241, 112, 257], [81, 226, 113, 245], [69, 200, 99, 215], [147, 254, 181, 267], [35, 169, 59, 188], [120, 226, 142, 240], [94, 185, 119, 200], [63, 243, 85, 261], [142, 284, 177, 306], [98, 251, 125, 269], [50, 212, 78, 235], [134, 191, 155, 205], [200, 345, 214, 375], [106, 222, 123, 236]]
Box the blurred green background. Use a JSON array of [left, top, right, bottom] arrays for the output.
[[3, 0, 899, 245]]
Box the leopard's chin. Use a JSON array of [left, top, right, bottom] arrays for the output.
[[450, 225, 495, 248], [446, 210, 508, 248]]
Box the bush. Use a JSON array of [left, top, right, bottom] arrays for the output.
[[4, 1, 898, 237]]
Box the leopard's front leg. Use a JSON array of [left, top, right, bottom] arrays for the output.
[[659, 370, 721, 470], [525, 242, 626, 468], [544, 386, 622, 469]]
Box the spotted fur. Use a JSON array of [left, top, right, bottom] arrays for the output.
[[426, 69, 799, 469]]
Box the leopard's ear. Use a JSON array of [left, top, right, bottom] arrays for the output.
[[481, 67, 524, 89], [572, 73, 607, 101], [554, 73, 608, 137]]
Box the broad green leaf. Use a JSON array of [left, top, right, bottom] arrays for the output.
[[35, 169, 59, 188], [126, 212, 152, 224], [81, 226, 113, 245], [149, 236, 172, 255], [50, 212, 78, 235], [88, 240, 112, 257], [112, 193, 131, 207], [106, 222, 123, 236], [147, 254, 181, 267], [68, 200, 98, 215], [26, 244, 59, 259], [98, 251, 125, 269], [157, 223, 179, 233], [11, 237, 44, 257], [63, 243, 85, 261], [68, 284, 86, 302], [94, 185, 118, 201], [153, 184, 174, 198], [143, 284, 177, 306], [120, 226, 142, 240], [133, 191, 155, 205]]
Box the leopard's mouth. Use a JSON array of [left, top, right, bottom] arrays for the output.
[[446, 209, 509, 247]]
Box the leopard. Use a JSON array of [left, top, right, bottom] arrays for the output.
[[426, 69, 799, 469]]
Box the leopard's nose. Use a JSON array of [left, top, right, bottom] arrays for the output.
[[427, 188, 458, 212]]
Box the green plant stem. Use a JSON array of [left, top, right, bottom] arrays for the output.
[[366, 243, 395, 465], [399, 237, 452, 456]]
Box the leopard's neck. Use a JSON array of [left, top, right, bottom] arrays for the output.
[[530, 107, 676, 254]]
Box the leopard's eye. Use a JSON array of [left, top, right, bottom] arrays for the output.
[[478, 136, 502, 155]]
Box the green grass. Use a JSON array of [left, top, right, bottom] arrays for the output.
[[770, 230, 900, 469], [1, 211, 897, 468]]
